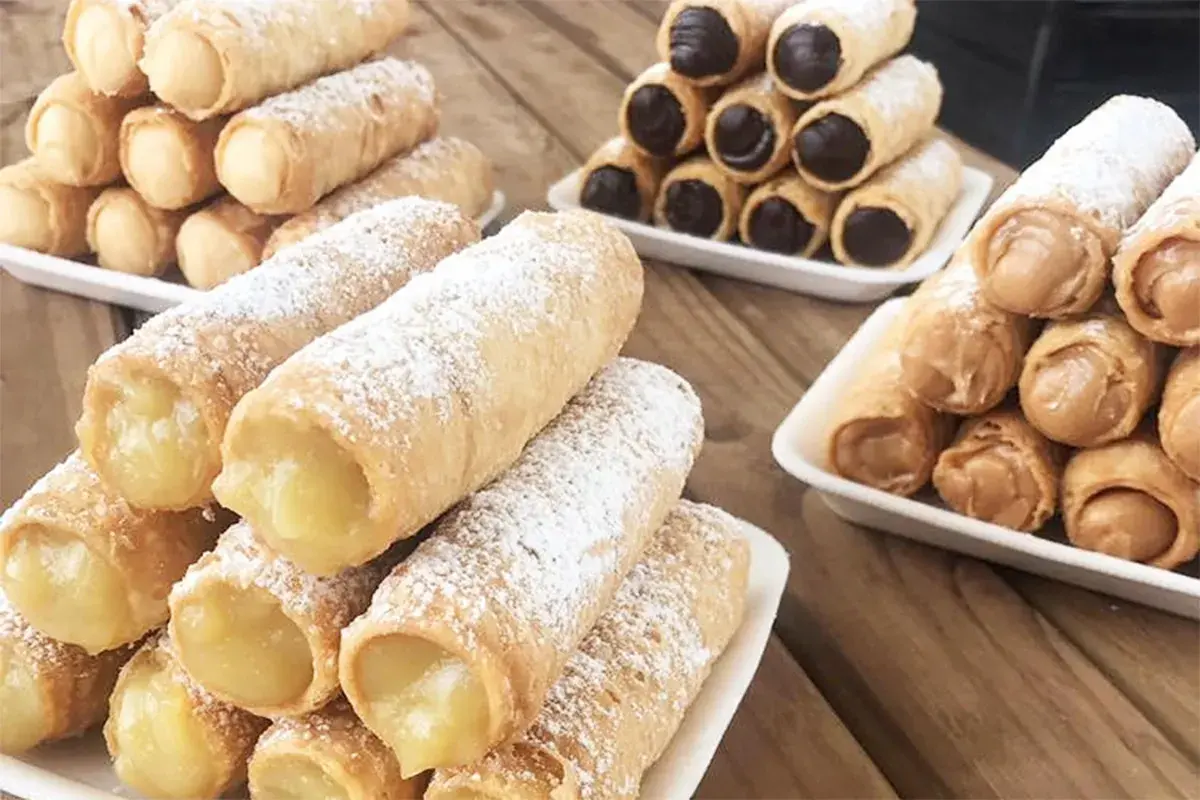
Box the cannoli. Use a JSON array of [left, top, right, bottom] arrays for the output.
[[76, 198, 478, 511], [339, 359, 704, 777], [1160, 348, 1200, 482], [791, 55, 941, 192], [738, 172, 835, 256], [176, 196, 285, 289], [654, 154, 747, 240], [0, 157, 100, 256], [1062, 430, 1199, 569], [657, 0, 796, 88], [426, 501, 750, 800], [705, 71, 797, 183], [577, 136, 667, 223], [970, 95, 1195, 318], [63, 0, 185, 96], [213, 210, 643, 575], [831, 137, 963, 268], [119, 105, 225, 209], [1114, 153, 1200, 346], [0, 453, 223, 654], [86, 187, 188, 276], [105, 633, 268, 799], [932, 408, 1064, 532], [263, 137, 494, 258], [768, 0, 916, 101], [140, 0, 409, 120], [619, 62, 711, 158]]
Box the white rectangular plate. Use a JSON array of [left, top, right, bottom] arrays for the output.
[[0, 191, 507, 315], [772, 298, 1200, 619], [0, 520, 790, 800], [547, 168, 992, 303]]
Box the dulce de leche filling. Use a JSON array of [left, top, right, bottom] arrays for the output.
[[901, 315, 1012, 411], [936, 441, 1040, 530], [1133, 237, 1200, 336], [833, 417, 925, 494], [1072, 489, 1177, 563], [985, 209, 1104, 315], [1023, 344, 1128, 446]]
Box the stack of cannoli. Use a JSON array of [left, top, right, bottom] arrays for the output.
[[822, 93, 1199, 573]]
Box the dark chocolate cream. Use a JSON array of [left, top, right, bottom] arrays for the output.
[[668, 8, 738, 79], [714, 104, 775, 171], [794, 112, 870, 183], [664, 179, 724, 237], [747, 198, 815, 254], [772, 24, 842, 93], [842, 206, 913, 266], [625, 85, 686, 157], [580, 166, 643, 220]]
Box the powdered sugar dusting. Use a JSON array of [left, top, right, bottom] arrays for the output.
[[0, 589, 97, 675], [858, 137, 960, 195], [836, 54, 940, 127], [782, 0, 914, 53], [1120, 152, 1200, 245], [110, 0, 183, 24]]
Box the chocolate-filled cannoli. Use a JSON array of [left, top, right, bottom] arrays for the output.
[[654, 154, 747, 240], [705, 72, 797, 183], [656, 0, 796, 88], [1160, 348, 1200, 482], [738, 172, 835, 256], [619, 62, 711, 158], [578, 136, 668, 223]]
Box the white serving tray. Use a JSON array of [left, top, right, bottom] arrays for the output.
[[771, 298, 1200, 619], [547, 168, 993, 303], [0, 192, 507, 315], [0, 521, 790, 800]]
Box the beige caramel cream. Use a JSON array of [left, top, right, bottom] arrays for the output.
[[832, 418, 928, 496], [984, 210, 1105, 317], [1021, 343, 1129, 446], [1072, 489, 1178, 563], [1132, 237, 1200, 339], [936, 442, 1041, 530]]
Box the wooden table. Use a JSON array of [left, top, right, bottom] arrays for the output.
[[2, 2, 1198, 798]]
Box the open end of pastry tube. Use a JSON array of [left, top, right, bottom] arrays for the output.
[[73, 5, 139, 95], [172, 583, 314, 711], [0, 186, 51, 250], [832, 417, 926, 495], [772, 24, 842, 94], [842, 207, 913, 267], [32, 105, 99, 184], [176, 211, 262, 289], [92, 195, 159, 276], [1133, 237, 1200, 338], [746, 197, 814, 254], [664, 179, 724, 238], [935, 443, 1041, 531], [1071, 489, 1177, 563], [580, 166, 643, 221], [125, 124, 196, 209], [251, 753, 350, 800], [625, 85, 685, 157], [1022, 344, 1128, 447], [984, 209, 1104, 315], [901, 317, 1010, 414], [794, 113, 869, 184], [142, 29, 223, 116], [218, 125, 290, 209], [714, 104, 775, 172], [0, 640, 48, 754], [668, 8, 738, 80]]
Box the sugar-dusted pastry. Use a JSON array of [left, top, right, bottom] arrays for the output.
[[970, 95, 1195, 318], [654, 154, 747, 240], [619, 62, 711, 158], [176, 196, 285, 289], [106, 633, 268, 799], [768, 0, 916, 100], [1019, 303, 1165, 448], [214, 58, 438, 215], [899, 254, 1036, 415], [120, 105, 225, 209], [0, 157, 100, 256], [248, 699, 425, 800], [87, 187, 188, 276], [1114, 154, 1200, 347], [791, 56, 942, 192], [578, 136, 667, 222], [140, 0, 409, 120], [1062, 430, 1199, 569], [25, 72, 145, 186], [0, 453, 223, 654], [339, 359, 704, 777], [705, 71, 797, 183], [738, 172, 836, 256], [831, 137, 963, 268], [63, 0, 185, 96], [1160, 348, 1200, 482], [213, 210, 643, 574], [657, 0, 796, 87], [263, 137, 494, 258], [426, 501, 750, 800], [76, 198, 478, 511]]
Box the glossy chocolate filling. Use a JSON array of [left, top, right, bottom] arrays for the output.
[[772, 24, 842, 93], [669, 8, 738, 79], [843, 206, 912, 265], [580, 166, 642, 220], [714, 104, 775, 171], [747, 198, 815, 254], [794, 112, 870, 183], [626, 84, 686, 156], [664, 179, 723, 237]]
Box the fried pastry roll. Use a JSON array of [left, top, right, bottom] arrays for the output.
[[970, 95, 1195, 318], [577, 136, 667, 223], [654, 154, 747, 240], [705, 71, 797, 183], [119, 105, 225, 209], [339, 359, 704, 777], [76, 198, 478, 511], [213, 210, 642, 574], [426, 501, 750, 800], [86, 187, 188, 276], [619, 62, 711, 158], [0, 453, 222, 654], [657, 0, 796, 88], [1160, 348, 1200, 482], [738, 172, 835, 256], [63, 0, 185, 96], [0, 158, 100, 256], [176, 196, 285, 289]]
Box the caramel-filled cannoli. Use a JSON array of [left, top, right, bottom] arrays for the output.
[[63, 0, 185, 96], [263, 137, 494, 258], [657, 0, 796, 88], [213, 211, 643, 575], [87, 187, 188, 276], [176, 196, 285, 289], [1019, 303, 1165, 448], [654, 154, 747, 240], [705, 71, 797, 183], [0, 158, 100, 256], [76, 198, 478, 512], [1114, 154, 1200, 346], [215, 59, 438, 215], [899, 254, 1036, 415], [791, 56, 941, 192], [339, 359, 703, 777], [577, 136, 667, 223], [1062, 430, 1199, 569], [932, 408, 1064, 532], [738, 172, 835, 256], [1161, 348, 1200, 482], [140, 0, 409, 120], [768, 0, 916, 101], [120, 106, 225, 210], [970, 95, 1194, 318], [831, 137, 962, 268], [619, 62, 711, 158], [0, 453, 223, 654], [106, 633, 268, 799]]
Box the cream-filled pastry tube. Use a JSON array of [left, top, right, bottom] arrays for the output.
[[87, 187, 188, 276], [140, 0, 409, 120], [25, 72, 145, 186], [738, 172, 836, 256], [657, 0, 796, 88], [619, 62, 711, 158], [970, 95, 1195, 318], [0, 453, 223, 654], [213, 210, 643, 575], [578, 136, 667, 223], [1114, 154, 1200, 346], [654, 154, 747, 240], [339, 359, 704, 777], [76, 198, 478, 512], [426, 501, 750, 800], [63, 0, 185, 96], [1160, 348, 1200, 482], [790, 55, 942, 192], [106, 633, 268, 800], [176, 196, 285, 289], [0, 158, 100, 256], [120, 105, 225, 209], [263, 137, 493, 258], [1062, 430, 1199, 569], [705, 71, 797, 183]]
